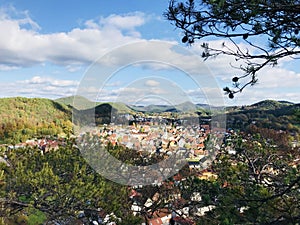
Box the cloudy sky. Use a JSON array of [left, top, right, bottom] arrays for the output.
[[0, 0, 299, 106]]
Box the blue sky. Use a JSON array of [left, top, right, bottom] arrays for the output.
[[0, 0, 299, 106]]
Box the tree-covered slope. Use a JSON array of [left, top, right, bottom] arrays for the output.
[[226, 100, 300, 133], [56, 96, 134, 113], [0, 97, 73, 144], [55, 95, 95, 110]]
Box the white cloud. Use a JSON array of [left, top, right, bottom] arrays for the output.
[[99, 12, 146, 30], [257, 67, 300, 88], [0, 6, 299, 105], [0, 76, 79, 99], [145, 79, 160, 87], [65, 64, 83, 73], [74, 42, 300, 105], [104, 81, 123, 87], [0, 8, 146, 70], [232, 88, 300, 106], [22, 76, 78, 87], [183, 40, 300, 105], [95, 84, 174, 105], [218, 58, 300, 105], [0, 64, 19, 71], [0, 5, 40, 30]]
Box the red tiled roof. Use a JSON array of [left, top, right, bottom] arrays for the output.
[[129, 189, 141, 198], [173, 174, 183, 181], [148, 218, 163, 225]]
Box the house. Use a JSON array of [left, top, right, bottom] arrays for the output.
[[148, 218, 164, 225], [194, 205, 216, 217], [200, 124, 210, 134], [197, 142, 205, 150], [131, 202, 142, 216], [147, 208, 172, 225], [190, 192, 202, 202], [198, 171, 218, 180]]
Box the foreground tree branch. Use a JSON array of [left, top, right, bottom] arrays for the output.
[[165, 0, 300, 98]]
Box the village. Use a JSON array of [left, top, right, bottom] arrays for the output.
[[0, 113, 225, 225], [1, 112, 299, 225], [75, 115, 226, 225]]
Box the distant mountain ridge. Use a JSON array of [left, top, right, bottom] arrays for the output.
[[56, 96, 213, 113], [1, 96, 297, 114]]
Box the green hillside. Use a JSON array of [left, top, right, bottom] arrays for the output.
[[0, 97, 135, 144], [248, 99, 294, 110], [56, 96, 134, 113], [0, 97, 72, 144], [74, 102, 134, 126], [107, 102, 134, 114], [226, 100, 300, 133], [55, 95, 95, 110]]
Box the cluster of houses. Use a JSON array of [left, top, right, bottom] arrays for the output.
[[80, 120, 223, 225], [94, 122, 212, 168], [128, 170, 218, 225], [2, 137, 62, 153]]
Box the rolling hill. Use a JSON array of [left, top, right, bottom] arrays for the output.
[[55, 95, 95, 110], [56, 96, 134, 113], [0, 96, 299, 144], [0, 97, 73, 143], [226, 100, 300, 132]]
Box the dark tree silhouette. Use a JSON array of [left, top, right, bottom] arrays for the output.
[[165, 0, 300, 98]]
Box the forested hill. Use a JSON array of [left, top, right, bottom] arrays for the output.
[[55, 95, 95, 110], [226, 100, 300, 133], [0, 97, 73, 144], [56, 95, 134, 113], [0, 97, 134, 144]]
